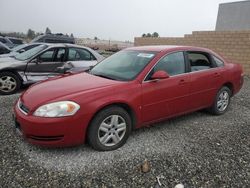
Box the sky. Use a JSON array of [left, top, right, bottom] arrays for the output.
[[0, 0, 244, 41]]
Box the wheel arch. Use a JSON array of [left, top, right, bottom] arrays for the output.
[[87, 102, 138, 132], [222, 82, 234, 96], [0, 69, 23, 83]]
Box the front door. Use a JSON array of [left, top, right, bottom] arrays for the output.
[[141, 51, 191, 123], [25, 48, 66, 82]]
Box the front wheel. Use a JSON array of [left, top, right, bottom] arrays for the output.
[[88, 106, 132, 151], [209, 86, 231, 115], [0, 72, 21, 95]]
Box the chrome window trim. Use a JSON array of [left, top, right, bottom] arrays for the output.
[[212, 55, 225, 67], [142, 50, 219, 83]]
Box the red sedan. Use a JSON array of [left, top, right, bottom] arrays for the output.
[[14, 46, 244, 151]]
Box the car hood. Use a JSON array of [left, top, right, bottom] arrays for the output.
[[0, 57, 22, 69], [21, 72, 122, 110]]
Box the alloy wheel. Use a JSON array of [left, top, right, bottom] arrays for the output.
[[98, 115, 127, 147], [0, 76, 17, 93], [217, 91, 229, 112]]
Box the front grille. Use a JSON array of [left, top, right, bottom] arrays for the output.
[[18, 100, 30, 115]]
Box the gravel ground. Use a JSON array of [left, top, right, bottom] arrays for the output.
[[0, 78, 249, 188]]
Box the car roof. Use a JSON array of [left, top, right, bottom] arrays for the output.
[[31, 34, 75, 43], [126, 45, 213, 53], [44, 43, 91, 49], [6, 36, 23, 40]]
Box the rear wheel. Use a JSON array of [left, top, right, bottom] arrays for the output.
[[209, 86, 231, 115], [88, 106, 132, 151], [0, 72, 21, 95]]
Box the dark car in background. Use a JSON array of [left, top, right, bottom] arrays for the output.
[[31, 33, 75, 44], [6, 37, 24, 47], [0, 36, 15, 48], [0, 42, 11, 55], [0, 44, 104, 95], [0, 43, 43, 58]]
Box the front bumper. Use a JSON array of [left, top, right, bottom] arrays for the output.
[[14, 104, 90, 147]]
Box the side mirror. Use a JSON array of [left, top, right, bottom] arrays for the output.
[[57, 62, 74, 74], [30, 58, 39, 63], [56, 66, 66, 74], [18, 49, 25, 53], [151, 70, 169, 80]]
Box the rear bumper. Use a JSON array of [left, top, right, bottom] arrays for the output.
[[14, 104, 90, 147]]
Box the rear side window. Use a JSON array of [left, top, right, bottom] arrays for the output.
[[187, 52, 213, 72], [213, 56, 224, 67], [153, 52, 186, 76], [67, 48, 95, 61], [55, 48, 66, 62]]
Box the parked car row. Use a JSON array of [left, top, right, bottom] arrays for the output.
[[0, 36, 24, 49], [0, 43, 104, 95], [0, 33, 76, 56], [13, 45, 244, 151]]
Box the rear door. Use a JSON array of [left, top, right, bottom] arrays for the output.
[[65, 47, 98, 72], [186, 51, 223, 110], [141, 51, 191, 123], [25, 47, 66, 82]]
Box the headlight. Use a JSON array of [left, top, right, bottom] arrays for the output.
[[33, 101, 80, 117]]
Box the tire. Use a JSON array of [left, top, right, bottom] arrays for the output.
[[88, 106, 132, 151], [0, 72, 21, 95], [209, 86, 232, 115]]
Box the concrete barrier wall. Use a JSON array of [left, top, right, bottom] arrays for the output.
[[134, 31, 250, 75]]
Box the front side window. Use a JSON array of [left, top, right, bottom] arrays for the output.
[[37, 48, 66, 62], [90, 50, 157, 81], [68, 48, 94, 61], [152, 52, 185, 77], [39, 49, 55, 62], [187, 52, 213, 72]]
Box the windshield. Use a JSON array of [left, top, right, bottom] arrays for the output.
[[15, 45, 47, 61], [90, 50, 157, 81]]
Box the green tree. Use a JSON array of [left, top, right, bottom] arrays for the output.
[[142, 33, 146, 37], [45, 27, 51, 34], [152, 32, 159, 37], [70, 33, 74, 38], [146, 33, 152, 37], [27, 29, 35, 39]]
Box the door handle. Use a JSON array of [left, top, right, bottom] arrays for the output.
[[179, 79, 186, 85], [214, 72, 221, 77]]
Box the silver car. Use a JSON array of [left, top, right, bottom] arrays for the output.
[[0, 43, 104, 95]]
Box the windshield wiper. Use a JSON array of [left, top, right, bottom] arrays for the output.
[[92, 73, 117, 80]]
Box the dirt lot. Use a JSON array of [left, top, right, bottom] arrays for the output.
[[0, 77, 249, 188]]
